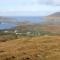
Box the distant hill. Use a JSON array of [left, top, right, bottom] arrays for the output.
[[0, 16, 17, 23], [40, 12, 60, 33], [43, 12, 60, 24], [49, 12, 60, 16], [0, 16, 43, 29], [0, 16, 44, 24]]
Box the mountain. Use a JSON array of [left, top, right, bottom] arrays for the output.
[[49, 12, 60, 16], [41, 12, 60, 33], [43, 12, 60, 24]]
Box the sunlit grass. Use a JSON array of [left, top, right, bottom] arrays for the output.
[[0, 36, 59, 60]]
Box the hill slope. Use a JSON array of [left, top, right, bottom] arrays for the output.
[[49, 12, 60, 16], [0, 36, 60, 60]]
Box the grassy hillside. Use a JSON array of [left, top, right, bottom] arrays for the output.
[[0, 36, 60, 60], [16, 23, 60, 35]]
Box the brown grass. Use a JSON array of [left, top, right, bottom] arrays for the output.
[[40, 25, 60, 32], [0, 36, 60, 60]]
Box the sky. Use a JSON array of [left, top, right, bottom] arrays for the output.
[[0, 0, 60, 16]]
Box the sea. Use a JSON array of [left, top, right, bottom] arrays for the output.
[[0, 16, 43, 29]]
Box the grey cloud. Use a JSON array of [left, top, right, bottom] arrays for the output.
[[38, 0, 60, 5]]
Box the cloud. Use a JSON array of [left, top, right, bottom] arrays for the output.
[[39, 0, 60, 5], [0, 0, 60, 16], [16, 0, 60, 6], [0, 0, 60, 5], [0, 5, 59, 16], [0, 0, 16, 2], [53, 0, 60, 5]]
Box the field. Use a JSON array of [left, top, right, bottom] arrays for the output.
[[0, 36, 60, 60]]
